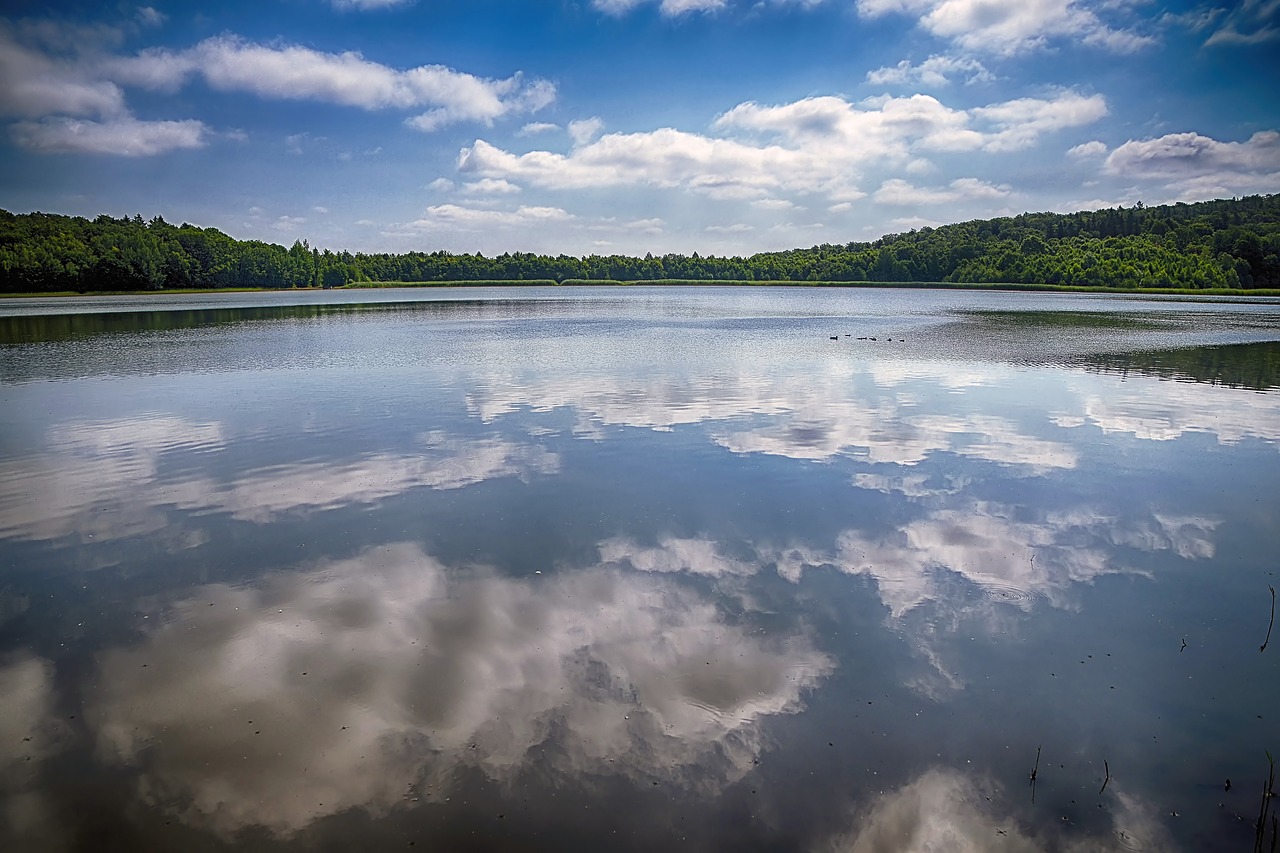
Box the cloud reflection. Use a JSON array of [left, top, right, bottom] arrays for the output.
[[1066, 375, 1280, 446], [828, 768, 1171, 853], [0, 417, 558, 541], [0, 416, 223, 541], [470, 359, 1079, 470], [0, 655, 68, 852], [88, 543, 832, 836], [776, 503, 1216, 617]]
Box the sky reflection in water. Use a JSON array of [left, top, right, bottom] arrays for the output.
[[0, 288, 1277, 851]]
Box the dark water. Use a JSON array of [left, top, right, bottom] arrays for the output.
[[1, 286, 1278, 852]]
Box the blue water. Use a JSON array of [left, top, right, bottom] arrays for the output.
[[1, 287, 1278, 851]]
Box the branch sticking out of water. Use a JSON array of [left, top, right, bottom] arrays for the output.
[[1255, 751, 1276, 853], [1261, 586, 1276, 653], [1099, 760, 1110, 797], [1030, 746, 1041, 804]]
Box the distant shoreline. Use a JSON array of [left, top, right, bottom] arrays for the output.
[[5, 281, 1280, 300]]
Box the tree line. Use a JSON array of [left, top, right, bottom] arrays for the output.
[[1, 194, 1277, 293]]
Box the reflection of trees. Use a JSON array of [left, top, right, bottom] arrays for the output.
[[1077, 341, 1280, 391], [0, 298, 572, 346]]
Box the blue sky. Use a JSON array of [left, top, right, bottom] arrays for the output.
[[0, 0, 1277, 256]]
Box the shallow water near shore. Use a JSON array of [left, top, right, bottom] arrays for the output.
[[1, 286, 1278, 851]]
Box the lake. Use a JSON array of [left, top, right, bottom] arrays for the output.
[[1, 285, 1278, 852]]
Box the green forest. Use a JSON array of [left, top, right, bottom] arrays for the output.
[[2, 194, 1278, 294]]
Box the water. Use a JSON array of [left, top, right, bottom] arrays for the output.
[[1, 286, 1277, 851]]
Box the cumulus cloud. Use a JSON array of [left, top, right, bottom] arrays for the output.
[[865, 54, 993, 87], [457, 91, 1104, 204], [855, 0, 1155, 55], [89, 543, 833, 836], [1102, 130, 1280, 198], [109, 35, 555, 131]]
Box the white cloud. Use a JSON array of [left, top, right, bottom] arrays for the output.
[[889, 215, 943, 229], [856, 0, 1155, 55], [408, 204, 575, 231], [518, 121, 559, 136], [10, 116, 208, 156], [0, 28, 126, 118], [593, 0, 728, 15], [457, 91, 1103, 205], [136, 6, 167, 26], [865, 54, 993, 87], [332, 0, 415, 8], [626, 217, 666, 233], [873, 177, 1010, 205], [1102, 130, 1280, 197], [89, 543, 832, 835], [751, 198, 800, 210], [461, 177, 522, 194], [568, 116, 605, 146], [426, 177, 455, 191], [110, 35, 555, 131], [1067, 139, 1108, 158], [970, 91, 1109, 151]]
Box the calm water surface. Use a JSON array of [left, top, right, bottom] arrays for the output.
[[1, 286, 1278, 852]]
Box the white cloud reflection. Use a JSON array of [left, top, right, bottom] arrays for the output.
[[775, 503, 1215, 616], [1066, 374, 1280, 446], [829, 768, 1170, 853], [0, 417, 557, 541], [88, 543, 833, 836], [0, 655, 68, 851]]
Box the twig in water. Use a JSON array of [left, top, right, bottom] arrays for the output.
[[1255, 751, 1275, 853], [1099, 760, 1111, 797], [1181, 638, 1187, 653], [1261, 586, 1276, 653], [1030, 746, 1041, 804]]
